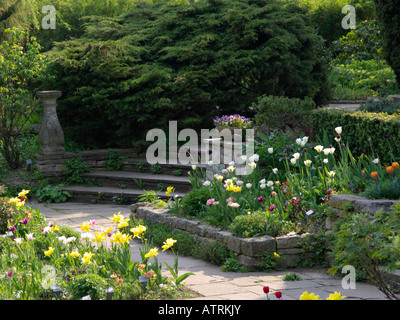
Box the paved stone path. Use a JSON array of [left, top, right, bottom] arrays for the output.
[[28, 200, 392, 300]]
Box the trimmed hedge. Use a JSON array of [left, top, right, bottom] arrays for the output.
[[311, 108, 400, 164]]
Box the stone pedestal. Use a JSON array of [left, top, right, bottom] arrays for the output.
[[34, 91, 65, 176], [203, 128, 255, 179]]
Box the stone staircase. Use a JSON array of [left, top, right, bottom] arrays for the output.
[[61, 158, 201, 204]]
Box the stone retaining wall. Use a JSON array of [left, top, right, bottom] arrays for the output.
[[326, 194, 398, 230], [131, 203, 316, 270], [35, 148, 140, 176]]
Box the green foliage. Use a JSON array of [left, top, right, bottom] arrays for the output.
[[362, 177, 400, 200], [283, 272, 301, 281], [34, 185, 71, 203], [68, 273, 107, 300], [0, 0, 40, 42], [329, 206, 400, 299], [330, 59, 398, 97], [253, 95, 316, 130], [0, 27, 53, 168], [358, 97, 400, 115], [374, 0, 400, 84], [282, 0, 376, 45], [63, 156, 92, 185], [106, 149, 125, 171], [181, 187, 211, 217], [331, 20, 383, 65], [150, 164, 162, 175], [229, 211, 295, 238], [312, 108, 400, 164], [48, 0, 330, 149]]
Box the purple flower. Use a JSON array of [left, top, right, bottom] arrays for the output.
[[19, 218, 28, 225], [268, 205, 275, 211], [257, 196, 263, 202], [7, 271, 12, 278], [8, 225, 15, 232]]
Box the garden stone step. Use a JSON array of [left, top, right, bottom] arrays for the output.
[[83, 170, 192, 193], [60, 185, 185, 205], [121, 158, 205, 176]]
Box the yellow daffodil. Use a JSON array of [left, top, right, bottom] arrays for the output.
[[111, 231, 122, 243], [69, 251, 80, 258], [44, 247, 54, 257], [119, 233, 132, 244], [299, 291, 320, 300], [111, 212, 123, 223], [101, 226, 113, 235], [162, 238, 177, 251], [166, 186, 175, 197], [145, 247, 159, 259], [81, 252, 94, 265], [18, 189, 30, 198], [131, 225, 147, 239], [50, 224, 59, 232], [274, 252, 280, 258], [117, 218, 130, 229], [80, 221, 91, 233], [326, 291, 346, 300], [93, 231, 106, 243]]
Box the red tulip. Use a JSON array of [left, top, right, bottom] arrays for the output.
[[274, 291, 282, 299], [263, 286, 269, 294]]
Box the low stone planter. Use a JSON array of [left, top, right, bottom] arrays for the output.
[[131, 203, 316, 270], [326, 194, 399, 230]]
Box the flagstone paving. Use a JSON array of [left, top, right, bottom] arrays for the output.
[[30, 200, 392, 300]]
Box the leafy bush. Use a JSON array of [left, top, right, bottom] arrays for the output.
[[181, 187, 212, 218], [34, 185, 71, 203], [0, 27, 53, 169], [331, 20, 383, 65], [63, 156, 92, 185], [48, 0, 331, 149], [229, 211, 295, 238], [329, 205, 400, 300], [358, 97, 400, 115], [253, 95, 316, 130], [362, 177, 400, 200], [312, 108, 400, 163], [106, 149, 125, 171], [330, 59, 398, 97], [374, 0, 400, 84], [68, 273, 107, 300]]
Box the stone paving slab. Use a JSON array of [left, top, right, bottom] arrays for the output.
[[28, 200, 394, 300]]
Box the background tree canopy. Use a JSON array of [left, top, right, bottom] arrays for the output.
[[47, 0, 330, 149]]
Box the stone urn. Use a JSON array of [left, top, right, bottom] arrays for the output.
[[36, 91, 65, 156]]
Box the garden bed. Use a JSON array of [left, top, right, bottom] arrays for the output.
[[131, 203, 319, 270]]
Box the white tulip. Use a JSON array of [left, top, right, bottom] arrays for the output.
[[272, 168, 278, 174], [314, 145, 324, 153], [290, 158, 297, 165], [293, 152, 300, 160], [335, 127, 342, 134], [268, 148, 273, 154]]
